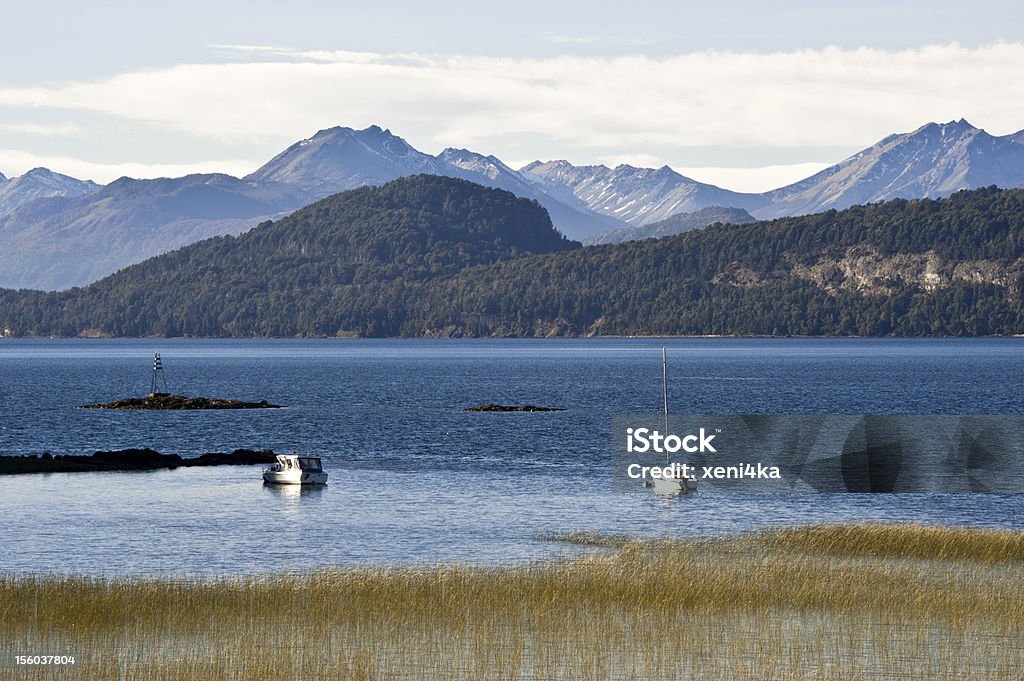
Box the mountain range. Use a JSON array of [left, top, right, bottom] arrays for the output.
[[245, 125, 626, 239], [1, 119, 1023, 291], [756, 119, 1024, 218], [3, 177, 1023, 338]]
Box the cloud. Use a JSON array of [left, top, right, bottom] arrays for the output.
[[593, 154, 834, 192], [0, 122, 81, 136], [209, 44, 388, 64], [0, 42, 1022, 190], [596, 153, 669, 168], [0, 149, 259, 184], [677, 162, 834, 193]]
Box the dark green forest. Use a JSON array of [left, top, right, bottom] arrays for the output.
[[2, 176, 1024, 338]]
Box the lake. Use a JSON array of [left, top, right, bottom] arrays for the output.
[[2, 338, 1023, 575]]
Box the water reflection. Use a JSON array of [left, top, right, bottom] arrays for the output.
[[262, 483, 327, 500]]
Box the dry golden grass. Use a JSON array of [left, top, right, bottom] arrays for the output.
[[1, 523, 1023, 680]]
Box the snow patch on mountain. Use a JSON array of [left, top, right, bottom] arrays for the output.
[[520, 160, 767, 226], [0, 168, 101, 217]]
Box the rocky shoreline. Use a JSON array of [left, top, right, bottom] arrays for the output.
[[0, 448, 278, 475], [81, 393, 284, 410]]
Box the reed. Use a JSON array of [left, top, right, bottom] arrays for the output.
[[1, 524, 1022, 680]]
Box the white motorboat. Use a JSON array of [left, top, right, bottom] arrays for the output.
[[645, 348, 698, 495], [262, 454, 328, 485]]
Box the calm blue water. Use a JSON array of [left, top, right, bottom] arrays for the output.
[[2, 338, 1024, 575]]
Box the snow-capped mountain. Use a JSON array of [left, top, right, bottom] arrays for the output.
[[245, 125, 446, 194], [0, 127, 623, 290], [0, 174, 313, 291], [756, 119, 1024, 219], [520, 160, 768, 226], [438, 147, 509, 181], [0, 167, 101, 217], [524, 120, 1024, 224], [5, 118, 1024, 292], [246, 126, 625, 239], [431, 147, 625, 236]]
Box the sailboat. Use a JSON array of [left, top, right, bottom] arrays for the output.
[[648, 347, 698, 494]]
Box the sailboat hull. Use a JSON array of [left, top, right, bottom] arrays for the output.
[[649, 476, 698, 494]]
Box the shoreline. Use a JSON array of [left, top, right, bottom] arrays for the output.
[[0, 447, 277, 475], [6, 333, 1024, 337]]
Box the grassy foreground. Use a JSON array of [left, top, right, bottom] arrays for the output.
[[2, 524, 1023, 680]]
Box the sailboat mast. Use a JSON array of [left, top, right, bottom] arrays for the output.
[[662, 347, 670, 463]]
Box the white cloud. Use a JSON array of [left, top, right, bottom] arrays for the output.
[[596, 153, 668, 168], [0, 122, 81, 136], [677, 162, 834, 193], [0, 149, 260, 184], [0, 42, 1022, 190]]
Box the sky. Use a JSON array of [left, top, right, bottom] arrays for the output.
[[1, 0, 1023, 192]]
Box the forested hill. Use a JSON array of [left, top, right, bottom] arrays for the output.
[[2, 184, 1024, 337], [419, 186, 1024, 337], [109, 173, 577, 285], [0, 175, 577, 337]]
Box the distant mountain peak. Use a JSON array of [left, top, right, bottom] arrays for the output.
[[18, 166, 99, 190], [0, 167, 101, 221], [942, 117, 974, 128], [437, 149, 515, 182], [522, 158, 766, 225], [756, 118, 1024, 219], [244, 123, 440, 193], [913, 119, 981, 139], [305, 124, 402, 146]]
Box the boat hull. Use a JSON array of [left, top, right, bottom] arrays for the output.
[[649, 476, 698, 494], [262, 470, 328, 485]]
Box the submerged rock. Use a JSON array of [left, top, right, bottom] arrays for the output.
[[0, 448, 278, 475], [464, 404, 566, 412], [81, 393, 284, 410]]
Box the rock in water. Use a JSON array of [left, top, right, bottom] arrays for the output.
[[81, 393, 284, 409]]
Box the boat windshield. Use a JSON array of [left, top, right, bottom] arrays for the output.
[[298, 458, 322, 472]]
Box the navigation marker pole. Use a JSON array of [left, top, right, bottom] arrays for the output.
[[151, 353, 168, 395]]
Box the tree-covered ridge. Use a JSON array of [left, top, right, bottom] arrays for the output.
[[413, 187, 1024, 337], [2, 184, 1024, 338], [91, 173, 578, 288], [582, 206, 755, 246]]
